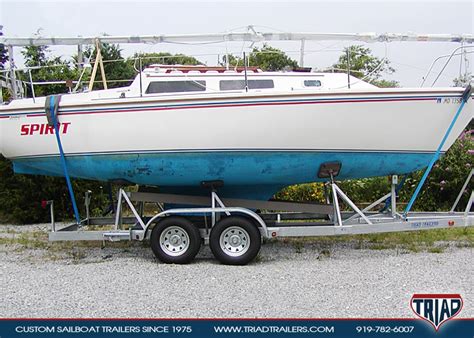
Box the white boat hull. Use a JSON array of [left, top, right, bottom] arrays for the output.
[[0, 88, 472, 198]]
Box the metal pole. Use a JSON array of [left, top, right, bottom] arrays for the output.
[[115, 189, 123, 230], [7, 45, 17, 99], [299, 39, 305, 67], [97, 42, 108, 90], [420, 48, 474, 87], [391, 175, 397, 218], [464, 192, 474, 219], [88, 45, 100, 91], [139, 57, 143, 97], [243, 52, 249, 92], [77, 44, 83, 69], [329, 174, 343, 226], [28, 69, 35, 102], [431, 46, 474, 87], [334, 184, 373, 225], [346, 48, 351, 89], [450, 169, 473, 212], [331, 182, 343, 226], [50, 201, 55, 232], [2, 32, 472, 47], [85, 190, 91, 225], [211, 191, 216, 227], [345, 192, 391, 223]]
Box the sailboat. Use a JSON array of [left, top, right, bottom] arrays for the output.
[[0, 65, 472, 199]]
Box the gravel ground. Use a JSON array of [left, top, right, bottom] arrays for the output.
[[0, 224, 472, 318]]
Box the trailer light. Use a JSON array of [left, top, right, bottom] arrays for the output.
[[272, 231, 277, 237], [41, 200, 48, 209], [448, 220, 455, 226], [41, 200, 53, 209]]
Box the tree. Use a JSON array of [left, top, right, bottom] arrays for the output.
[[21, 45, 80, 97], [332, 45, 398, 88], [21, 45, 78, 97], [222, 44, 298, 71], [249, 44, 298, 71], [453, 73, 472, 87], [0, 155, 110, 224], [22, 45, 48, 67], [0, 45, 111, 224], [0, 25, 10, 102], [133, 52, 203, 68], [0, 25, 7, 70], [83, 43, 136, 89], [276, 136, 473, 212], [399, 135, 473, 211]]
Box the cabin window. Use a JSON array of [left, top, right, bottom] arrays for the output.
[[304, 80, 322, 87], [145, 80, 206, 94], [219, 80, 274, 91]]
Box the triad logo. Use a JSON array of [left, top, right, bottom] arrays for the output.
[[410, 294, 463, 331]]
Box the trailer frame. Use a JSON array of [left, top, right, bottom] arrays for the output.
[[48, 171, 474, 258]]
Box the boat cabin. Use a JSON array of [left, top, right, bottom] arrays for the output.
[[133, 64, 376, 98], [2, 64, 378, 107]]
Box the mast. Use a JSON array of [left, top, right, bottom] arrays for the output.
[[1, 31, 472, 46]]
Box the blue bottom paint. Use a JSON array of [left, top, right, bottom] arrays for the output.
[[12, 151, 433, 199]]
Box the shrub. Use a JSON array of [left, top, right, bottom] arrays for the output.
[[275, 136, 473, 211]]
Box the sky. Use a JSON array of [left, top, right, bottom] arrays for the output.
[[0, 0, 473, 87]]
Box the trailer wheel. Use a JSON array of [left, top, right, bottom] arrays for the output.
[[150, 216, 201, 264], [209, 216, 261, 265]]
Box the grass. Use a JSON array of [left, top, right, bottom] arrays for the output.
[[293, 241, 304, 253], [427, 246, 446, 253], [0, 228, 135, 262], [317, 248, 331, 260], [278, 227, 474, 253], [0, 225, 472, 260], [0, 227, 22, 234], [0, 231, 49, 250]]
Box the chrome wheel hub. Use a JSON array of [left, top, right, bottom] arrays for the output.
[[160, 226, 190, 256], [220, 226, 250, 257]]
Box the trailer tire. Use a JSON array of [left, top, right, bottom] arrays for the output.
[[150, 216, 201, 264], [209, 216, 261, 265]]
